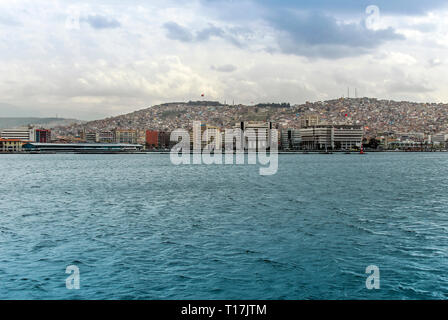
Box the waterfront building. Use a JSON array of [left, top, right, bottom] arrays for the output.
[[85, 132, 98, 143], [114, 129, 137, 144], [237, 121, 274, 150], [158, 131, 171, 149], [98, 131, 114, 143], [191, 122, 222, 150], [0, 139, 23, 152], [50, 98, 448, 141], [79, 130, 86, 142], [146, 130, 159, 148], [22, 143, 143, 153], [281, 129, 301, 150], [300, 115, 320, 128], [300, 125, 363, 150], [432, 133, 448, 146], [388, 140, 421, 150], [35, 129, 51, 143], [192, 121, 207, 150], [136, 130, 147, 145], [397, 132, 425, 142], [203, 125, 222, 151], [1, 127, 35, 142], [79, 130, 114, 143]]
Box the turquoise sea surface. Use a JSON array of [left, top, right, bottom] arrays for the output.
[[0, 153, 447, 299]]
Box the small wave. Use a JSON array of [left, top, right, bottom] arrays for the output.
[[31, 240, 58, 252], [343, 222, 389, 236], [257, 258, 303, 271]]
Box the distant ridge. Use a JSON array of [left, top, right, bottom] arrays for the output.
[[0, 117, 83, 129]]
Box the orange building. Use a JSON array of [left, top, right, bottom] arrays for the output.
[[0, 139, 24, 152], [145, 130, 159, 148]]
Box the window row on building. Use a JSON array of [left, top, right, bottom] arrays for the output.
[[0, 127, 51, 143]]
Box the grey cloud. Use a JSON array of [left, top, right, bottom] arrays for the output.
[[163, 22, 246, 47], [387, 79, 434, 94], [211, 64, 237, 72], [269, 11, 405, 58], [428, 58, 443, 67], [197, 26, 225, 41], [163, 11, 404, 59], [198, 26, 245, 47], [205, 0, 448, 16], [163, 22, 194, 42], [83, 14, 121, 29]]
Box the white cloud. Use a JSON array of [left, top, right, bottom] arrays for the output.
[[0, 0, 448, 119]]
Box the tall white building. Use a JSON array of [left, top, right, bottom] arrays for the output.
[[203, 126, 222, 151], [300, 115, 320, 128], [300, 125, 363, 150], [281, 129, 301, 150], [113, 129, 137, 144], [236, 121, 274, 150], [192, 121, 204, 151], [1, 127, 35, 142], [191, 122, 222, 151], [432, 133, 448, 145]]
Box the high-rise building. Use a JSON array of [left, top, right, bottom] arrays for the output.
[[190, 122, 223, 151], [146, 130, 159, 148], [432, 133, 448, 146], [135, 129, 146, 145], [80, 131, 114, 143], [85, 132, 98, 143], [203, 125, 222, 151], [300, 125, 363, 150], [192, 121, 206, 150], [158, 131, 171, 149], [98, 131, 114, 143], [114, 129, 137, 144], [300, 115, 320, 128], [281, 129, 301, 150], [35, 129, 51, 143], [237, 121, 273, 150], [1, 127, 35, 142], [1, 127, 51, 143]]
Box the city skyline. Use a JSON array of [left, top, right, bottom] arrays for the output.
[[1, 0, 448, 120]]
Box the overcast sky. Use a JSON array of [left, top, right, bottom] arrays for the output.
[[1, 0, 448, 120]]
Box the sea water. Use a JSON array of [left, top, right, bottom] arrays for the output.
[[0, 153, 447, 299]]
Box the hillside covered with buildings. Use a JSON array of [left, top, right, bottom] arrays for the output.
[[53, 97, 448, 143], [2, 97, 448, 152]]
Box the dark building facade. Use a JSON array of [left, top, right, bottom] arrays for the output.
[[35, 129, 51, 143], [158, 131, 172, 149]]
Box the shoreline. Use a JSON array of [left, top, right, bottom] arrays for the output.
[[1, 150, 447, 155]]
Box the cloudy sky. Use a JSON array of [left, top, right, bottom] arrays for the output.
[[1, 0, 448, 120]]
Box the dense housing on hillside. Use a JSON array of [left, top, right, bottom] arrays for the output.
[[2, 98, 448, 152]]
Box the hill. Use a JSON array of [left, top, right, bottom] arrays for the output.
[[54, 98, 448, 138]]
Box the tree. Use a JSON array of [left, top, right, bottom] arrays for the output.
[[368, 138, 380, 149]]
